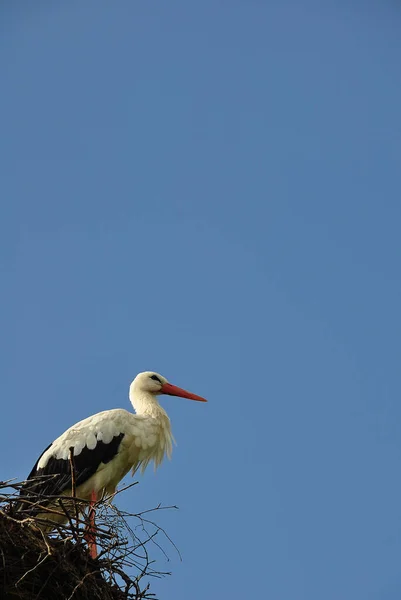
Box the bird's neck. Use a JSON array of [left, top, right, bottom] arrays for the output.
[[129, 390, 169, 420]]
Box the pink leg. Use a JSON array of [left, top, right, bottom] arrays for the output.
[[84, 490, 98, 558]]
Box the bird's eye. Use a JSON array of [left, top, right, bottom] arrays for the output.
[[150, 375, 161, 383]]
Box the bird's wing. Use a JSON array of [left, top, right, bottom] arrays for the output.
[[20, 409, 129, 500]]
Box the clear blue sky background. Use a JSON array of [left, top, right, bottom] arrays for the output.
[[1, 2, 401, 598]]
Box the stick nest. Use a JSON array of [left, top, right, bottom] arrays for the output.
[[0, 480, 177, 600]]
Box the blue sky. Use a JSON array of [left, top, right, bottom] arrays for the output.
[[1, 1, 401, 598]]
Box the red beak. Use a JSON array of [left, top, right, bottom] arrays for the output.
[[160, 382, 207, 402]]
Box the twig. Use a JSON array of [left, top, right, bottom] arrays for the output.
[[15, 551, 50, 586], [69, 446, 81, 531], [66, 570, 102, 600], [69, 447, 77, 499]]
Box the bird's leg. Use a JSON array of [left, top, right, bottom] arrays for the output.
[[84, 490, 98, 559]]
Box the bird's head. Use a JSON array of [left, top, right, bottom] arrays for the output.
[[130, 371, 207, 402]]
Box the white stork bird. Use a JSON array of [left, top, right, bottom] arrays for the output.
[[18, 371, 207, 558]]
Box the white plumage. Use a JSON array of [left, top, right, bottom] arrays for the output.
[[37, 407, 172, 495]]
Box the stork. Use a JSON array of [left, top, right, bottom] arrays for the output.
[[18, 371, 207, 558]]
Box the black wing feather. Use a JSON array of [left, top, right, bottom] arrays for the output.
[[19, 434, 125, 504]]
